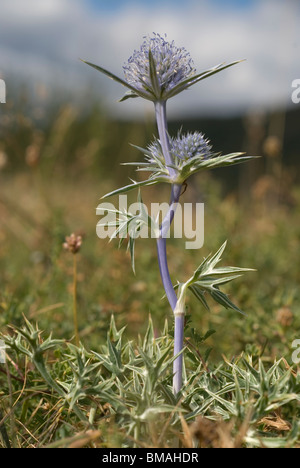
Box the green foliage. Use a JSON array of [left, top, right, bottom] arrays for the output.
[[174, 241, 255, 316], [0, 100, 299, 448], [102, 147, 255, 197], [1, 317, 299, 448]]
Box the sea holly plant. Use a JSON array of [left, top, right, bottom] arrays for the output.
[[83, 33, 255, 395]]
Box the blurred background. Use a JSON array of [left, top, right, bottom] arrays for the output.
[[0, 0, 299, 360]]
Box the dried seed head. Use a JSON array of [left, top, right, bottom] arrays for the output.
[[63, 233, 82, 254], [276, 306, 293, 327]]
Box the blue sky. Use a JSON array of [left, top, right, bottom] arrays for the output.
[[87, 0, 183, 11], [86, 0, 254, 12], [0, 0, 299, 118]]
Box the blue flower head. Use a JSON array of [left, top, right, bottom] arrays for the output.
[[149, 131, 212, 163], [123, 33, 196, 101], [83, 33, 241, 103], [170, 131, 212, 161]]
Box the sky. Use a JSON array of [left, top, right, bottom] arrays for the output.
[[0, 0, 299, 119]]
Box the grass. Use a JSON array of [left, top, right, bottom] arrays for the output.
[[0, 104, 299, 447]]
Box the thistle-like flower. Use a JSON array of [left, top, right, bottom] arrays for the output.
[[82, 33, 253, 398], [150, 131, 212, 162], [102, 133, 251, 198], [123, 33, 196, 101], [82, 33, 241, 103]]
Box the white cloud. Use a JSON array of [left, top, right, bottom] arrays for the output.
[[0, 0, 299, 118], [0, 0, 72, 22]]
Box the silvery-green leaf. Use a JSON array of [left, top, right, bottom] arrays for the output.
[[195, 274, 243, 288], [209, 288, 245, 315], [81, 59, 151, 100], [192, 241, 227, 279], [101, 179, 160, 199], [189, 285, 210, 311], [167, 60, 243, 99], [119, 91, 140, 102]]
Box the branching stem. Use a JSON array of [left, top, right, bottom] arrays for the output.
[[154, 100, 184, 395]]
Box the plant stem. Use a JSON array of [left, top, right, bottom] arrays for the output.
[[156, 184, 182, 310], [5, 361, 15, 447], [73, 254, 79, 347], [154, 100, 184, 395], [155, 101, 177, 179], [173, 314, 185, 394]]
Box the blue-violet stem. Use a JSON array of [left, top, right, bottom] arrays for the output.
[[154, 101, 184, 395], [155, 101, 177, 180], [155, 101, 185, 394], [156, 183, 184, 395], [156, 183, 182, 310], [173, 313, 185, 395]]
